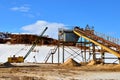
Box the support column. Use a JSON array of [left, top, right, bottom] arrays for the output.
[[118, 58, 120, 64], [92, 43, 96, 61], [58, 35, 60, 65], [88, 40, 91, 62], [63, 42, 65, 63], [51, 53, 54, 63], [84, 39, 86, 62], [80, 37, 84, 62], [101, 49, 105, 64]]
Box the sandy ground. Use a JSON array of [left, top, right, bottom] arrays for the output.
[[0, 63, 120, 80]]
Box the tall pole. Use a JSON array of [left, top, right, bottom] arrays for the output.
[[63, 42, 65, 63]]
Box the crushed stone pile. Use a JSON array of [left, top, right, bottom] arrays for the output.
[[61, 58, 81, 67]]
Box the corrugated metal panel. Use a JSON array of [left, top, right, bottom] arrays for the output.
[[58, 28, 79, 42], [63, 32, 79, 42]]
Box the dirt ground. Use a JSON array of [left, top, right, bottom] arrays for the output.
[[0, 63, 120, 80]]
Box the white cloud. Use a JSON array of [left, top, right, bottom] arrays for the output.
[[10, 6, 30, 12], [21, 20, 67, 39]]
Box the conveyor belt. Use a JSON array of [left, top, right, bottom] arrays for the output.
[[73, 27, 120, 58]]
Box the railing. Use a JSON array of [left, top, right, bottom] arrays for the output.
[[44, 46, 58, 63], [74, 27, 120, 58], [74, 27, 120, 50], [94, 31, 120, 45]]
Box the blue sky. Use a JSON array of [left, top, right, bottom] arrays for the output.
[[0, 0, 120, 38]]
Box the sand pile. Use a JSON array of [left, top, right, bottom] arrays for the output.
[[80, 62, 88, 66], [61, 58, 80, 67], [88, 60, 96, 65], [88, 60, 102, 65], [1, 62, 14, 67]]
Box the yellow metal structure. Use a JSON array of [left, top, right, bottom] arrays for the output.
[[73, 29, 120, 58], [8, 55, 24, 63]]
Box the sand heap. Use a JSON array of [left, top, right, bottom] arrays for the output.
[[61, 58, 80, 67], [1, 62, 14, 67], [88, 60, 102, 65]]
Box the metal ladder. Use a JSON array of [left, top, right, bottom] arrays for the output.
[[44, 46, 58, 63]]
